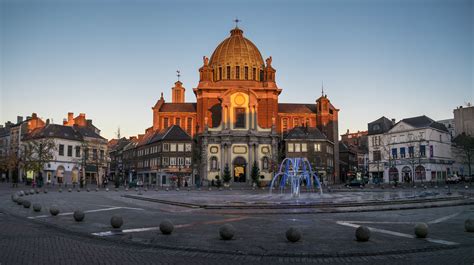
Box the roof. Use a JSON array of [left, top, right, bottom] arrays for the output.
[[0, 127, 9, 137], [368, 116, 394, 135], [278, 103, 317, 114], [284, 126, 328, 140], [24, 124, 83, 141], [73, 125, 106, 140], [399, 115, 448, 133], [149, 125, 192, 144], [159, 103, 197, 113]]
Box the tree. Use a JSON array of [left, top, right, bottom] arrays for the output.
[[453, 133, 474, 182], [251, 162, 260, 186], [222, 163, 231, 184], [21, 138, 56, 187]]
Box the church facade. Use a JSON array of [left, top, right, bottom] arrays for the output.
[[151, 26, 340, 184]]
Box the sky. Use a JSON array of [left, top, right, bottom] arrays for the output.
[[1, 0, 473, 140]]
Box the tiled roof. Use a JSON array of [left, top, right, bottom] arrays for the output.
[[400, 115, 448, 132], [278, 103, 317, 114], [73, 125, 106, 140], [148, 125, 191, 144], [284, 126, 328, 140], [24, 124, 83, 141], [159, 103, 197, 113]]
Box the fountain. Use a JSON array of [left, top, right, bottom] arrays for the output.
[[269, 157, 323, 197]]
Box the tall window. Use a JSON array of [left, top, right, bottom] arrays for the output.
[[235, 66, 240, 79], [391, 148, 397, 159], [176, 118, 181, 127], [67, 145, 72, 157], [244, 66, 249, 80], [59, 144, 64, 156], [288, 143, 294, 152], [420, 145, 426, 157], [252, 68, 256, 80], [373, 150, 381, 161], [187, 118, 192, 135], [314, 143, 321, 152], [408, 146, 414, 158], [219, 67, 222, 80], [177, 157, 184, 166], [235, 108, 246, 128], [226, 66, 231, 79], [75, 146, 81, 157], [400, 147, 406, 158], [164, 118, 169, 128], [282, 118, 288, 132], [163, 143, 170, 152], [93, 149, 98, 160], [301, 143, 307, 152], [294, 118, 299, 127], [170, 157, 176, 166]]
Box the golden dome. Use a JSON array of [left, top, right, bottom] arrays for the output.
[[209, 27, 264, 81]]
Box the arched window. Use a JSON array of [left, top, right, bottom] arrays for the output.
[[262, 157, 269, 170], [210, 156, 218, 171], [226, 66, 231, 79]]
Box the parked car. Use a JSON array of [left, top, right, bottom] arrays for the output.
[[347, 179, 365, 187], [446, 175, 460, 184]]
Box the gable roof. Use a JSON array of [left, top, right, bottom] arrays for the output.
[[24, 124, 83, 141], [278, 103, 316, 114], [73, 125, 106, 140], [398, 115, 448, 133], [284, 126, 328, 140], [368, 116, 394, 135], [159, 103, 197, 113]]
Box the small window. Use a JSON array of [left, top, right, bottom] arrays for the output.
[[67, 145, 72, 157], [301, 143, 307, 152], [235, 66, 240, 79], [59, 144, 64, 156], [288, 143, 294, 152], [162, 157, 169, 166], [314, 143, 321, 152], [226, 66, 231, 79], [295, 143, 301, 152], [252, 68, 256, 80], [176, 118, 181, 127], [185, 157, 191, 166], [164, 118, 169, 128], [185, 143, 192, 152], [219, 67, 222, 80], [170, 144, 176, 152], [282, 118, 288, 132], [177, 144, 184, 152], [170, 157, 176, 166], [75, 146, 81, 157], [163, 143, 170, 152], [244, 66, 249, 80]]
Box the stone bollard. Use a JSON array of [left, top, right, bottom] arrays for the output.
[[166, 188, 169, 191], [77, 189, 81, 192], [144, 188, 147, 192], [87, 188, 90, 192], [73, 210, 85, 222], [58, 188, 63, 193], [135, 188, 139, 192], [176, 188, 179, 191], [115, 188, 118, 192], [465, 218, 474, 232], [219, 224, 236, 240], [44, 189, 48, 194], [11, 194, 19, 203], [35, 189, 40, 194], [68, 188, 72, 192], [414, 223, 428, 238], [355, 226, 371, 242], [125, 188, 129, 191], [19, 190, 25, 196], [17, 197, 24, 205], [138, 191, 143, 195], [110, 215, 123, 229], [187, 188, 191, 192], [33, 203, 42, 212], [285, 227, 302, 243], [23, 200, 31, 208], [50, 205, 60, 216], [106, 188, 109, 192], [95, 188, 99, 192], [208, 188, 212, 191], [30, 189, 35, 195], [159, 219, 174, 235]]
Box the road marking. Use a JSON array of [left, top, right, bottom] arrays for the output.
[[28, 206, 144, 219], [92, 216, 249, 237], [428, 212, 460, 224], [336, 221, 459, 246], [340, 221, 416, 225]]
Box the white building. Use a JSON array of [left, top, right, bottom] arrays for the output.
[[368, 116, 453, 184]]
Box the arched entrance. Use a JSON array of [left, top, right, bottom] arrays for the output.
[[233, 156, 247, 182], [389, 167, 399, 183], [415, 165, 426, 181], [402, 166, 412, 183]]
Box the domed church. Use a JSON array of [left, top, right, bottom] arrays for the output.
[[151, 25, 340, 184]]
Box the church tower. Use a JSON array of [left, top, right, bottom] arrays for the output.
[[172, 81, 185, 103]]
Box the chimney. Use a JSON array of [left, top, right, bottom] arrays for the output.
[[63, 118, 67, 125], [68, 112, 74, 124], [391, 118, 396, 124], [346, 129, 349, 134], [17, 116, 23, 124], [32, 113, 37, 118], [46, 119, 50, 125]]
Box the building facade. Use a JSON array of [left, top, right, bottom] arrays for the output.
[[368, 115, 452, 184], [150, 26, 340, 184]]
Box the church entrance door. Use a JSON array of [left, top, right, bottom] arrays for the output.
[[233, 156, 246, 182]]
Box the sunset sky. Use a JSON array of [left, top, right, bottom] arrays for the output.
[[1, 0, 472, 140]]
